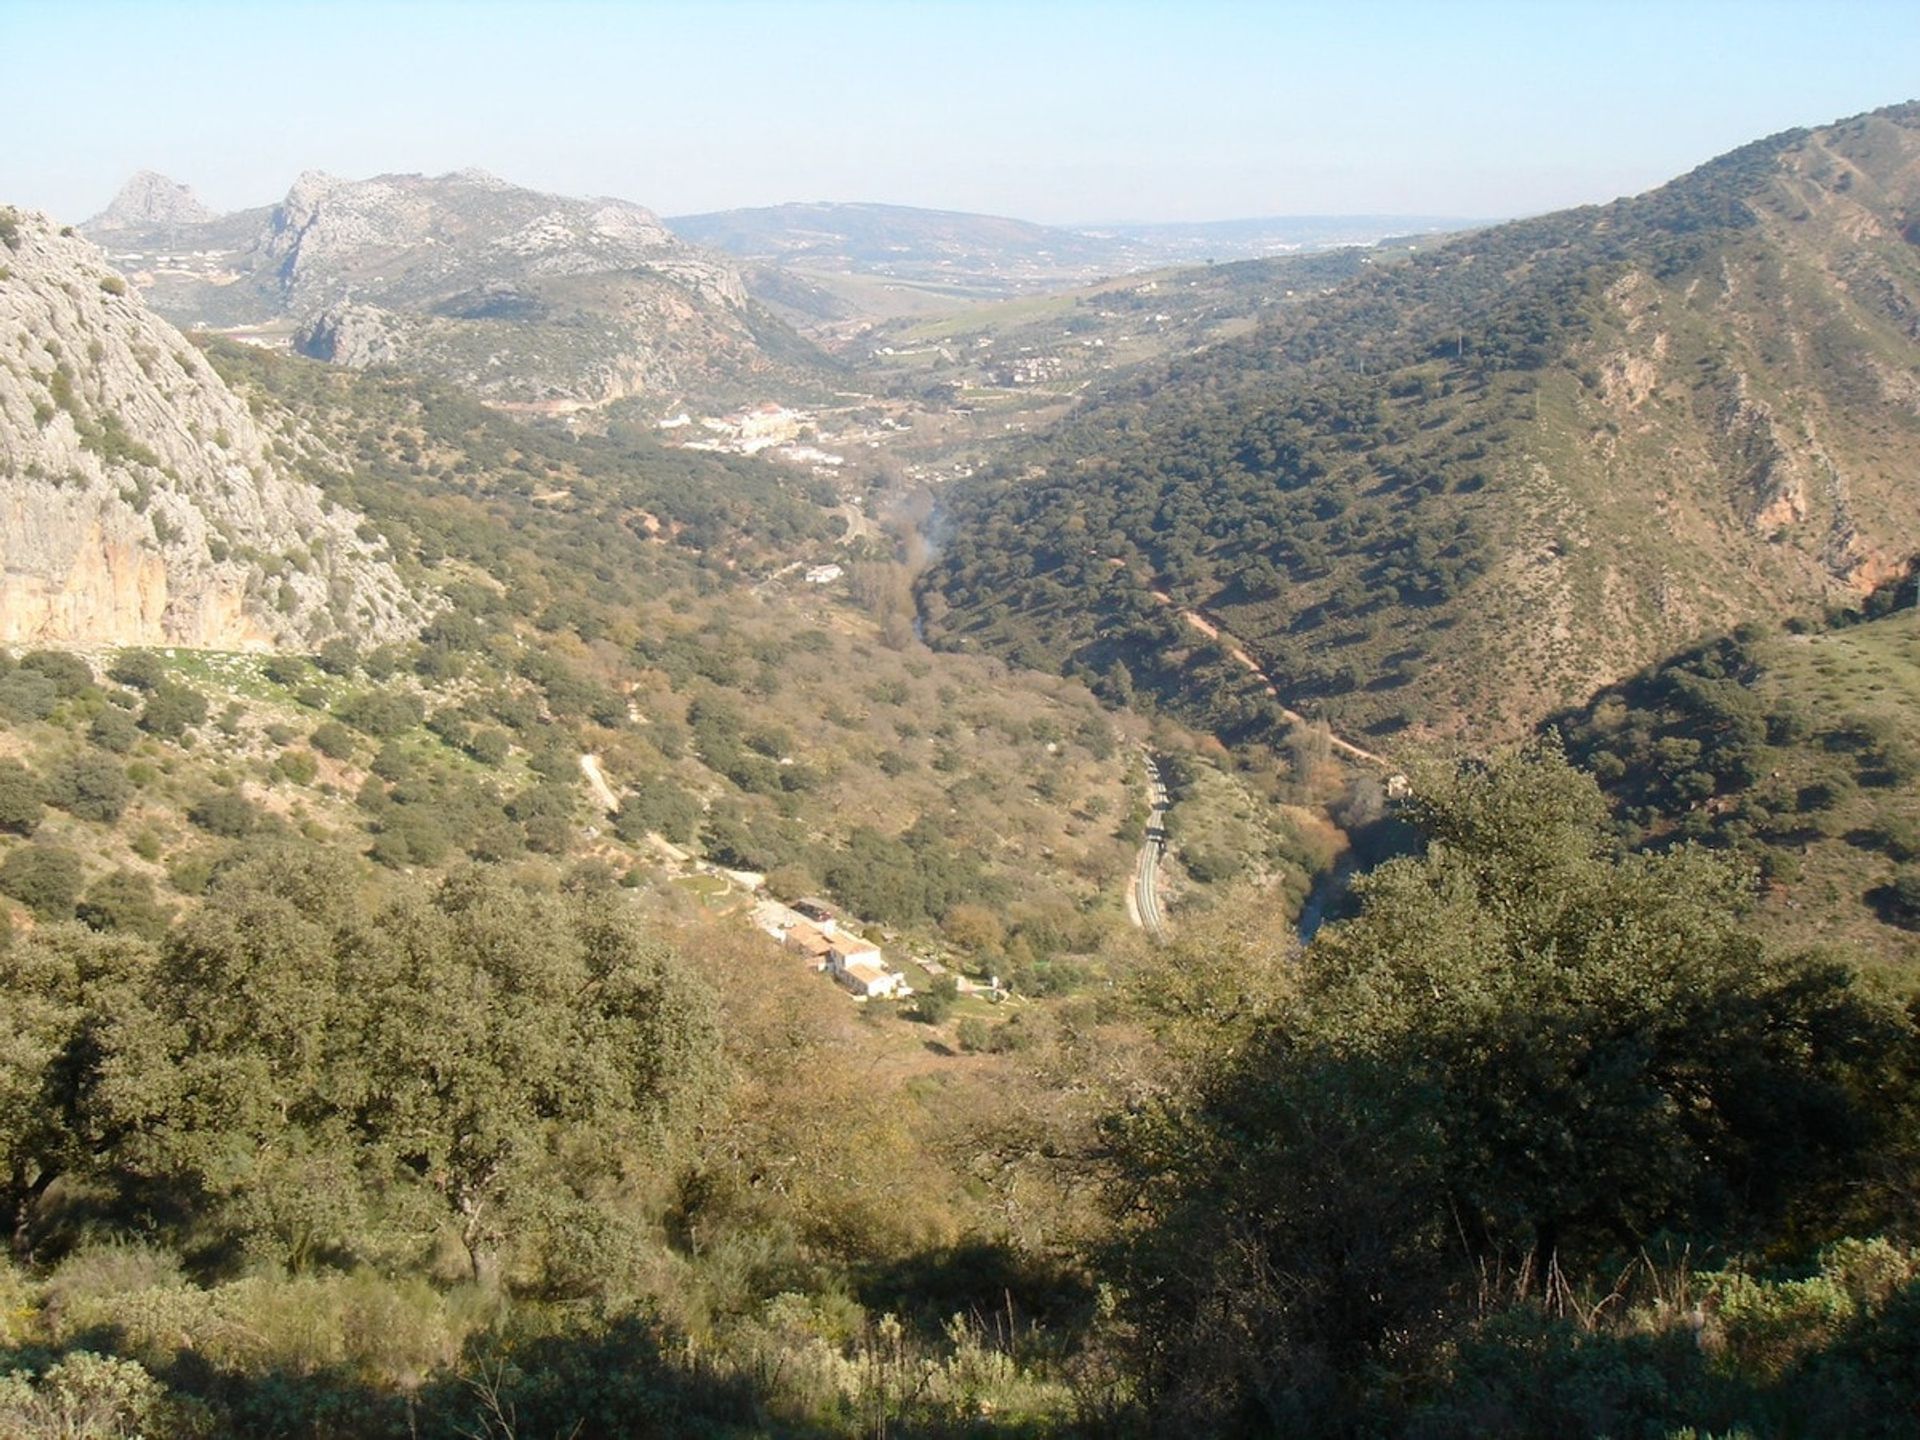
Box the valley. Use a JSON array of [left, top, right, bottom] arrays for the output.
[[3, 74, 1920, 1440]]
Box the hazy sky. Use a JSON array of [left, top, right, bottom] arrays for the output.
[[4, 0, 1917, 226]]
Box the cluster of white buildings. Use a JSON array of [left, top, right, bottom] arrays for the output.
[[751, 895, 909, 1000]]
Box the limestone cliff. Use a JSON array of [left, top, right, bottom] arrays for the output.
[[82, 168, 820, 408], [83, 171, 217, 235], [0, 207, 423, 651]]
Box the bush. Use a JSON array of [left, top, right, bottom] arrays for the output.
[[274, 749, 319, 785], [0, 844, 84, 919], [369, 811, 452, 868], [309, 722, 356, 760], [911, 974, 960, 1025], [0, 669, 59, 723], [89, 706, 140, 754], [138, 681, 208, 739], [45, 753, 132, 822], [614, 780, 701, 846], [1877, 867, 1920, 930], [337, 688, 426, 738], [188, 790, 260, 838], [370, 744, 413, 781], [20, 650, 95, 698], [314, 637, 359, 677], [0, 760, 45, 836], [108, 650, 167, 691], [77, 869, 172, 939], [465, 727, 511, 766], [0, 1350, 204, 1440]]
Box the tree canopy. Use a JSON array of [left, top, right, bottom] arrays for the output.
[[1109, 743, 1917, 1433]]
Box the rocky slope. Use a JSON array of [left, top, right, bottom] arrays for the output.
[[0, 207, 422, 650], [84, 170, 830, 409], [926, 103, 1920, 744], [82, 170, 217, 234]]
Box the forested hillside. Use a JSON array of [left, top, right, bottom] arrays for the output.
[[925, 104, 1920, 743], [1552, 562, 1920, 971]]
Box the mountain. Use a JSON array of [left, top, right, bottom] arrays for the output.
[[81, 169, 217, 234], [925, 103, 1920, 746], [81, 169, 835, 410], [0, 205, 421, 649], [667, 201, 1474, 323]]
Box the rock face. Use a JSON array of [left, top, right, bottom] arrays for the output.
[[83, 171, 216, 235], [84, 169, 821, 407], [0, 207, 423, 651]]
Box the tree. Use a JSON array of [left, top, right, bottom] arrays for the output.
[[76, 869, 172, 939], [19, 650, 95, 698], [88, 705, 139, 754], [137, 681, 207, 739], [107, 650, 167, 691], [187, 790, 259, 838], [0, 761, 44, 836], [0, 846, 84, 921], [309, 721, 356, 759], [71, 856, 719, 1279], [45, 754, 132, 823], [1109, 744, 1915, 1432], [911, 974, 960, 1025]]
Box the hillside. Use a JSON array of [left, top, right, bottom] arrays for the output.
[[81, 169, 835, 410], [924, 104, 1920, 746], [0, 207, 421, 649], [1552, 573, 1920, 974]]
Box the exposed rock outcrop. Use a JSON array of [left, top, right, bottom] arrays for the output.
[[83, 171, 216, 235], [79, 167, 822, 407], [294, 301, 407, 369], [0, 207, 424, 651]]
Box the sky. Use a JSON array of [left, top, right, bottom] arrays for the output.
[[3, 0, 1917, 227]]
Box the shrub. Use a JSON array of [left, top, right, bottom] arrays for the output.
[[20, 650, 95, 698], [274, 749, 319, 785], [0, 669, 59, 723], [262, 654, 309, 687], [614, 780, 701, 846], [465, 727, 511, 766], [314, 637, 359, 676], [911, 975, 960, 1025], [0, 760, 45, 835], [309, 722, 356, 760], [45, 753, 132, 822], [369, 744, 413, 782], [336, 688, 425, 738], [89, 706, 140, 754], [188, 790, 260, 838], [138, 681, 208, 739], [0, 1350, 204, 1440], [77, 869, 172, 939], [1877, 867, 1920, 930], [108, 649, 168, 691], [0, 844, 84, 919]]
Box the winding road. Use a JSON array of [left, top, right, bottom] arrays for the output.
[[1131, 751, 1170, 941]]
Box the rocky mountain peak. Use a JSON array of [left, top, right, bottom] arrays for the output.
[[0, 205, 425, 651], [85, 171, 216, 233]]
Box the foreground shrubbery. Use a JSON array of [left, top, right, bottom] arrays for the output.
[[2, 749, 1917, 1437]]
